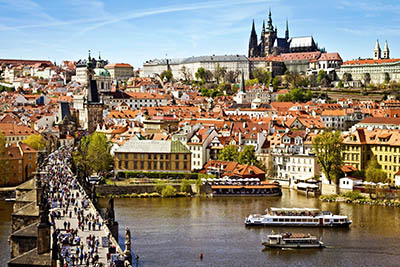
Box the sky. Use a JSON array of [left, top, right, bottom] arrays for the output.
[[0, 0, 399, 68]]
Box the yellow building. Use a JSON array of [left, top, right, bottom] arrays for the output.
[[114, 139, 191, 174], [342, 128, 400, 181]]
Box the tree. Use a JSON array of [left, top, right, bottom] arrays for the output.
[[245, 78, 259, 87], [224, 70, 239, 83], [363, 73, 371, 85], [195, 67, 206, 82], [0, 133, 11, 185], [384, 72, 390, 84], [343, 72, 352, 82], [162, 185, 177, 197], [317, 70, 327, 84], [238, 145, 259, 166], [180, 66, 192, 82], [214, 64, 227, 84], [272, 76, 281, 89], [204, 70, 213, 83], [180, 179, 192, 193], [218, 145, 239, 162], [73, 132, 113, 177], [312, 131, 343, 184], [160, 69, 173, 82], [252, 68, 271, 84], [365, 157, 387, 184], [22, 134, 46, 151], [337, 80, 344, 88]]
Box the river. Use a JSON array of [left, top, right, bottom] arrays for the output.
[[1, 189, 400, 266], [114, 189, 400, 267]]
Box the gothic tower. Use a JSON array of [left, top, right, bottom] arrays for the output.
[[264, 8, 277, 56], [373, 39, 381, 60], [383, 40, 390, 59], [285, 19, 289, 40], [248, 20, 258, 57]]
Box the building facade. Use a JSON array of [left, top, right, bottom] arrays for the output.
[[114, 140, 191, 174]]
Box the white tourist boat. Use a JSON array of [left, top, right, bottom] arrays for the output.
[[245, 207, 351, 227], [262, 232, 325, 249]]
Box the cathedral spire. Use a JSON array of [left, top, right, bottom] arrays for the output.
[[267, 8, 273, 32], [248, 20, 258, 57], [373, 39, 381, 60], [262, 20, 265, 33], [285, 19, 289, 40]]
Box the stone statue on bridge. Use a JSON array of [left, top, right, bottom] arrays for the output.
[[105, 197, 115, 225], [124, 227, 132, 264]]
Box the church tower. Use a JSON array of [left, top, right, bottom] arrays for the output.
[[383, 40, 390, 59], [84, 50, 104, 134], [264, 8, 277, 56], [285, 19, 289, 40], [248, 20, 258, 57], [373, 39, 381, 60]]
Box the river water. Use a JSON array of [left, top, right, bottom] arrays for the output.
[[1, 189, 400, 266], [114, 189, 400, 267]]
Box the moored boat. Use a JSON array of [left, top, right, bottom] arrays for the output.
[[262, 232, 325, 249], [245, 207, 351, 227]]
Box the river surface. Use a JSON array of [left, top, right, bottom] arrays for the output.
[[114, 189, 400, 267], [1, 190, 400, 266]]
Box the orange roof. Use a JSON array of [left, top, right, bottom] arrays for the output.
[[343, 58, 400, 66], [105, 63, 133, 69], [211, 185, 278, 189]]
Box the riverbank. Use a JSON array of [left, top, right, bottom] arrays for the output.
[[320, 191, 400, 207]]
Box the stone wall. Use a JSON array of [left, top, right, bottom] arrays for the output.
[[11, 215, 39, 232], [9, 235, 37, 258], [96, 184, 181, 195]]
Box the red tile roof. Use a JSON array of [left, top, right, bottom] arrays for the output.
[[343, 58, 400, 66]]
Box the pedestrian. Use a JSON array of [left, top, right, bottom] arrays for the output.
[[64, 221, 67, 230]]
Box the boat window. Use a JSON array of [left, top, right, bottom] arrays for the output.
[[296, 218, 301, 222], [273, 218, 278, 222], [302, 219, 307, 222], [284, 218, 290, 222], [334, 219, 339, 223], [324, 219, 330, 223], [308, 219, 313, 222], [314, 219, 318, 223], [278, 218, 284, 222]]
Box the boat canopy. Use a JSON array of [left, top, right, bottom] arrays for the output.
[[297, 182, 319, 189], [266, 207, 320, 212]]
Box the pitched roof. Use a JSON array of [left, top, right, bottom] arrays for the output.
[[343, 58, 400, 66]]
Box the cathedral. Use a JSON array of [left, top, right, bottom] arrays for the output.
[[248, 9, 321, 58]]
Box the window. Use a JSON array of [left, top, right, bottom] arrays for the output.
[[134, 161, 137, 169], [166, 154, 169, 160], [166, 162, 169, 169], [140, 162, 144, 169], [184, 162, 187, 169], [125, 154, 128, 159], [124, 161, 128, 169], [160, 154, 164, 160], [160, 162, 164, 169], [154, 161, 157, 169], [148, 154, 152, 160], [176, 162, 179, 169], [176, 155, 179, 160], [184, 154, 187, 160]]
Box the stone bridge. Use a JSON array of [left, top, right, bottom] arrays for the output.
[[8, 148, 133, 267]]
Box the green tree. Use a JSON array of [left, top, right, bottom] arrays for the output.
[[154, 181, 166, 193], [180, 179, 192, 193], [0, 133, 11, 185], [195, 67, 206, 82], [312, 131, 343, 184], [162, 185, 177, 197], [252, 68, 271, 84], [384, 72, 390, 84], [343, 72, 352, 82], [160, 69, 173, 82], [204, 70, 213, 83], [337, 80, 344, 88], [73, 132, 113, 177], [365, 157, 387, 183], [272, 76, 281, 89], [22, 134, 46, 151], [238, 145, 259, 166], [245, 78, 259, 87], [214, 64, 227, 84], [317, 70, 327, 84], [218, 145, 239, 162]]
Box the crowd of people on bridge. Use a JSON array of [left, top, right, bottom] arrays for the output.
[[39, 147, 123, 267]]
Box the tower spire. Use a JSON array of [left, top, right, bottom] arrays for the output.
[[383, 40, 390, 59], [373, 39, 381, 60], [267, 8, 273, 32], [262, 20, 265, 33], [248, 20, 258, 57], [285, 19, 289, 40]]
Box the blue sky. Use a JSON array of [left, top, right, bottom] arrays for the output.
[[0, 0, 399, 68]]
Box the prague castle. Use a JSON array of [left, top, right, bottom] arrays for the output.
[[248, 9, 321, 58]]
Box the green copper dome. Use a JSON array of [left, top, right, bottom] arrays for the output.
[[94, 68, 110, 77]]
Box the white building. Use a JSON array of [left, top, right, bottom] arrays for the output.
[[142, 55, 250, 81]]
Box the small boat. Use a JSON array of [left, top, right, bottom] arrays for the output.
[[245, 207, 351, 227], [262, 232, 325, 249]]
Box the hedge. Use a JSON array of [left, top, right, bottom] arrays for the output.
[[117, 171, 200, 180]]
